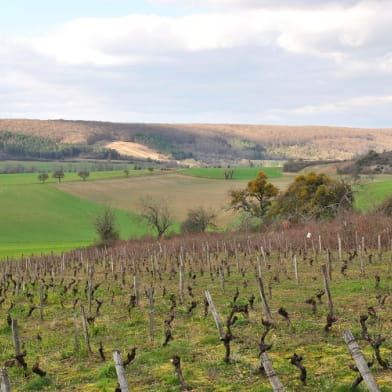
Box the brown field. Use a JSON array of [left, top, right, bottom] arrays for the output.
[[1, 119, 392, 160], [56, 173, 294, 227]]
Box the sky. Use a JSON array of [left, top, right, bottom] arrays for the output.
[[1, 0, 392, 127]]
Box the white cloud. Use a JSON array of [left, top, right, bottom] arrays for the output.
[[1, 1, 392, 126], [150, 0, 362, 10], [29, 1, 392, 73], [266, 95, 392, 119]]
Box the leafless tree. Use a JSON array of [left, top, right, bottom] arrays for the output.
[[140, 196, 173, 238], [181, 206, 216, 233], [94, 207, 119, 244]]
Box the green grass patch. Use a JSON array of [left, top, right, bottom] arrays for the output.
[[354, 180, 392, 211], [0, 184, 154, 259], [177, 167, 282, 180], [0, 169, 149, 185]]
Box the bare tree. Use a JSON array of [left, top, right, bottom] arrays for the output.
[[140, 196, 173, 238], [94, 207, 119, 245], [181, 206, 216, 233]]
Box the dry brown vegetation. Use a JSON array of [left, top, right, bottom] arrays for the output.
[[1, 119, 392, 161], [103, 141, 169, 161]]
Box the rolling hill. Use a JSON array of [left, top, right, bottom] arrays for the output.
[[1, 119, 392, 164]]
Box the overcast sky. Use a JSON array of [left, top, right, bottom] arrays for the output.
[[1, 0, 392, 127]]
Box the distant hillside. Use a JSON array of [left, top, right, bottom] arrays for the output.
[[338, 150, 392, 175], [1, 119, 392, 163], [0, 130, 119, 161]]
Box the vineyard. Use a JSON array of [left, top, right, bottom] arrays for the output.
[[1, 227, 392, 391]]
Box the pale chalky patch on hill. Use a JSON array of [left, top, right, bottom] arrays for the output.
[[105, 141, 170, 160]]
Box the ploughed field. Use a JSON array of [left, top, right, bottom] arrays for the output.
[[1, 234, 392, 391]]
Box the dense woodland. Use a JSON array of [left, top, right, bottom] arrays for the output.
[[0, 131, 120, 161]]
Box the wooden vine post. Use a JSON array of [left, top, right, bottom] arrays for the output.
[[321, 265, 334, 317], [179, 254, 185, 304], [133, 275, 139, 306], [148, 288, 155, 344], [80, 305, 92, 355], [377, 234, 382, 262], [343, 330, 381, 392], [326, 249, 332, 281], [0, 367, 12, 392], [337, 235, 342, 262], [260, 351, 285, 392], [39, 283, 44, 321], [11, 319, 20, 357], [293, 255, 299, 285], [204, 290, 224, 339], [113, 350, 130, 392], [73, 313, 80, 353], [256, 277, 274, 324]]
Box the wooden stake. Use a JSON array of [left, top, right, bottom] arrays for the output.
[[80, 305, 92, 355], [133, 275, 139, 306], [148, 288, 155, 344], [39, 283, 44, 321], [113, 350, 130, 392], [11, 319, 20, 357], [343, 330, 381, 392], [179, 254, 184, 304], [218, 266, 225, 293], [293, 255, 299, 285], [256, 276, 274, 323], [377, 234, 382, 262], [338, 235, 342, 262], [204, 290, 224, 339], [327, 249, 332, 281], [87, 267, 93, 315], [260, 352, 285, 392], [0, 367, 12, 392], [321, 265, 334, 317], [73, 313, 80, 353]]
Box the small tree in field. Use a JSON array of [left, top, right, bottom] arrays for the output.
[[140, 196, 173, 238], [38, 173, 49, 183], [52, 169, 65, 183], [229, 171, 278, 220], [181, 207, 216, 233], [94, 207, 119, 245], [78, 170, 90, 181]]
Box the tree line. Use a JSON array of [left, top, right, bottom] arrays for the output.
[[0, 131, 120, 160]]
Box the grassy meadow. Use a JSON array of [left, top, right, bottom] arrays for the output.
[[354, 179, 392, 211], [0, 183, 153, 259], [178, 167, 282, 180], [0, 169, 150, 185]]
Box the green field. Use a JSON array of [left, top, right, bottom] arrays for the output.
[[354, 180, 392, 211], [0, 160, 133, 172], [178, 167, 282, 180], [0, 169, 150, 185], [0, 241, 91, 259], [0, 183, 154, 259]]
